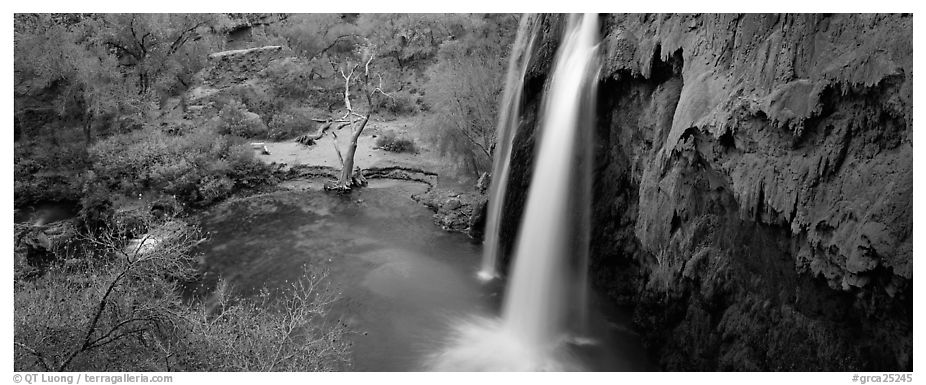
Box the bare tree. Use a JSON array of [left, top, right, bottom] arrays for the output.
[[14, 212, 351, 371], [297, 45, 392, 192]]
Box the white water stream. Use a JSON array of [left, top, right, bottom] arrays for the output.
[[432, 14, 600, 371]]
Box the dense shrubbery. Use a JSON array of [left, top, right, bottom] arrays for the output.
[[261, 57, 327, 101], [375, 91, 420, 116], [15, 13, 519, 200], [215, 100, 268, 138], [14, 212, 350, 371], [87, 126, 271, 209], [268, 108, 321, 140], [421, 15, 518, 177], [14, 14, 228, 143], [221, 84, 282, 127], [375, 131, 417, 153]]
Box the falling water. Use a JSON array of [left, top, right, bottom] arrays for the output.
[[501, 11, 598, 350], [478, 14, 542, 281], [430, 14, 600, 371]]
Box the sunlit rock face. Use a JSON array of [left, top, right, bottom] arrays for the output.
[[500, 14, 912, 371]]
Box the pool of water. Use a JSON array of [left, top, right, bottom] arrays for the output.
[[196, 179, 653, 371]]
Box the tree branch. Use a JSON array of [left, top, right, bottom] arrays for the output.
[[307, 34, 358, 60], [364, 49, 375, 77], [295, 120, 352, 145], [85, 328, 149, 351], [86, 317, 155, 349], [167, 20, 208, 56], [57, 228, 154, 370], [330, 131, 344, 167]]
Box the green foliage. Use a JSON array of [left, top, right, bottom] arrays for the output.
[[375, 131, 417, 153], [88, 126, 271, 207]]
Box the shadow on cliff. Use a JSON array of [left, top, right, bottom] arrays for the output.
[[498, 13, 912, 372]]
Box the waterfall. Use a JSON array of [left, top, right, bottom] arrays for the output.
[[478, 14, 542, 281], [430, 13, 600, 371], [501, 11, 599, 350]]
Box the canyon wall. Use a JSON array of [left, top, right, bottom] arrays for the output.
[[500, 13, 912, 371]]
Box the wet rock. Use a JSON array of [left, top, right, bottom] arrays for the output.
[[503, 13, 912, 371], [475, 172, 491, 194], [412, 189, 487, 240], [444, 197, 462, 211], [467, 199, 488, 241]]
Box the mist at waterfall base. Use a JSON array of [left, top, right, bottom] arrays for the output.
[[428, 14, 602, 371]]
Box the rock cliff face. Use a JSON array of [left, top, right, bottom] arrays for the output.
[[500, 14, 912, 371]]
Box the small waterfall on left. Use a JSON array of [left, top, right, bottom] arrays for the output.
[[478, 14, 542, 282]]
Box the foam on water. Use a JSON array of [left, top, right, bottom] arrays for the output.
[[427, 316, 582, 371]]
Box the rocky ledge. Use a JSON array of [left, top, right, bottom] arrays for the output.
[[412, 188, 487, 239]]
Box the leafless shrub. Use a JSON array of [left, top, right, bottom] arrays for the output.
[[183, 266, 351, 371], [14, 214, 351, 371]]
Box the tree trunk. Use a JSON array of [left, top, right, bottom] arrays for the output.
[[337, 113, 371, 188], [323, 53, 387, 192]]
